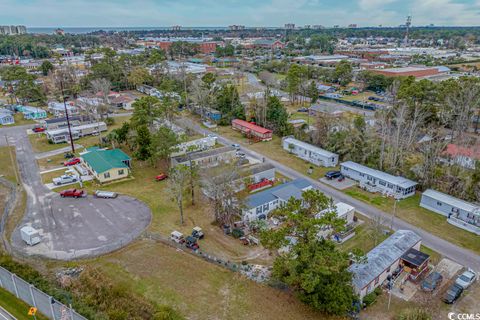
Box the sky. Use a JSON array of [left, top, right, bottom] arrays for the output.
[[1, 0, 480, 28]]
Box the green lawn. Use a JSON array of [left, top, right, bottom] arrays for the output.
[[13, 113, 37, 126], [0, 287, 48, 320], [0, 146, 18, 183], [215, 126, 337, 180], [339, 214, 390, 254], [344, 187, 480, 255]]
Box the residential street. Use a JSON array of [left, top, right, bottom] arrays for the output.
[[176, 117, 480, 271]]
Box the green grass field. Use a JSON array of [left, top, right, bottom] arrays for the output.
[[0, 146, 18, 183], [0, 286, 48, 320]]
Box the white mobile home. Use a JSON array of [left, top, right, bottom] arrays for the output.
[[340, 161, 417, 199], [349, 230, 421, 300], [171, 136, 217, 157], [243, 179, 313, 222], [46, 121, 107, 144], [171, 146, 236, 168], [420, 189, 480, 235], [282, 136, 338, 167]]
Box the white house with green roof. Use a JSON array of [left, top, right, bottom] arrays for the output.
[[81, 148, 131, 183]]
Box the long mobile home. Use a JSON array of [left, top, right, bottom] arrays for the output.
[[282, 136, 338, 167]]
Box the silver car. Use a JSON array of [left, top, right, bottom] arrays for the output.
[[455, 269, 477, 290]]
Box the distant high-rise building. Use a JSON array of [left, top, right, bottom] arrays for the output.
[[229, 25, 245, 31], [284, 23, 295, 30], [313, 25, 325, 30], [0, 25, 27, 35], [333, 25, 340, 29], [172, 25, 182, 31], [304, 25, 311, 29], [348, 24, 358, 28]]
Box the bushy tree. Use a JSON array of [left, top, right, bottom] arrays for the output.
[[215, 83, 244, 124], [265, 95, 292, 136]]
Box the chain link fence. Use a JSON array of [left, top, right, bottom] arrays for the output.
[[0, 266, 86, 320]]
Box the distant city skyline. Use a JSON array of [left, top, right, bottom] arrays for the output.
[[1, 0, 480, 28]]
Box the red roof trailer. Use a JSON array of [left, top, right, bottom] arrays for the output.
[[231, 119, 272, 142]]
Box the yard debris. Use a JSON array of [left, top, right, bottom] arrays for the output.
[[240, 264, 272, 283]]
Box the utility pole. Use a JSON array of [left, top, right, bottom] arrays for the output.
[[60, 79, 75, 154], [390, 198, 398, 230]]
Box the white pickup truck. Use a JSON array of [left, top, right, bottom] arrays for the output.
[[52, 175, 78, 186]]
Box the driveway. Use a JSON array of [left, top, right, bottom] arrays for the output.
[[1, 125, 151, 260], [176, 117, 480, 272]]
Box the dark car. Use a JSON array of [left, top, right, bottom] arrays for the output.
[[297, 108, 309, 112], [325, 171, 342, 180], [442, 283, 463, 304], [421, 272, 443, 292]]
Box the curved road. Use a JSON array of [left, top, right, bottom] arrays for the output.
[[177, 117, 480, 271]]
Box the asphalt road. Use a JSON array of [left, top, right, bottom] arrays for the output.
[[176, 117, 480, 271], [1, 124, 151, 260]]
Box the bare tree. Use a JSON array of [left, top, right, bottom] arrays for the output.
[[168, 165, 189, 225], [90, 78, 111, 119], [413, 129, 448, 188], [367, 214, 388, 247], [201, 164, 243, 227]]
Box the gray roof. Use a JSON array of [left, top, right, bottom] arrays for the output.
[[348, 230, 421, 290], [44, 115, 89, 125], [341, 161, 417, 188], [422, 189, 480, 214], [246, 178, 312, 208], [173, 146, 235, 164], [245, 163, 275, 175]]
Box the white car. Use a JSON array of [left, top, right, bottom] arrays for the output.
[[94, 190, 118, 199], [455, 269, 477, 289], [52, 175, 78, 185]]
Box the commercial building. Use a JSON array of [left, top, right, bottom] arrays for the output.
[[340, 161, 417, 199], [348, 230, 422, 300], [420, 189, 480, 235], [0, 25, 27, 35], [171, 146, 236, 168], [371, 66, 449, 78], [242, 179, 313, 221], [282, 136, 338, 167], [81, 148, 131, 183], [231, 119, 273, 142]]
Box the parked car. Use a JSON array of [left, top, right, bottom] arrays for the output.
[[52, 175, 78, 186], [155, 173, 168, 181], [421, 272, 443, 292], [455, 269, 477, 289], [64, 152, 74, 159], [325, 171, 342, 180], [185, 236, 199, 250], [32, 126, 45, 133], [442, 283, 463, 304], [192, 226, 204, 239], [231, 143, 241, 150], [297, 108, 309, 112], [94, 190, 118, 199], [64, 158, 81, 166], [170, 230, 185, 244], [59, 189, 86, 198], [236, 151, 246, 158]]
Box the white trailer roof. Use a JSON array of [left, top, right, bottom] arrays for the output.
[[422, 189, 480, 214], [284, 137, 338, 159], [341, 161, 417, 188]]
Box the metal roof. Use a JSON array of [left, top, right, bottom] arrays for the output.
[[341, 161, 417, 188], [348, 230, 421, 290], [283, 137, 338, 159], [81, 149, 131, 174], [422, 189, 480, 214], [232, 119, 272, 134], [172, 146, 235, 164], [246, 178, 311, 208]]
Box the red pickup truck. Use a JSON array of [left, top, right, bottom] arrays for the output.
[[64, 158, 80, 166], [59, 189, 86, 198]]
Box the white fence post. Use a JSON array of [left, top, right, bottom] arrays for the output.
[[50, 298, 56, 320], [11, 274, 19, 298], [30, 285, 37, 308]]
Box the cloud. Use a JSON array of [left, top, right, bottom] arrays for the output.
[[0, 0, 479, 27]]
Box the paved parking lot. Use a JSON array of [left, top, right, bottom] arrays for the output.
[[2, 126, 151, 260], [12, 194, 151, 260], [319, 177, 357, 190]]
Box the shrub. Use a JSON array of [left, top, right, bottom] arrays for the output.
[[362, 287, 382, 307], [105, 117, 114, 126], [396, 308, 432, 320]]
